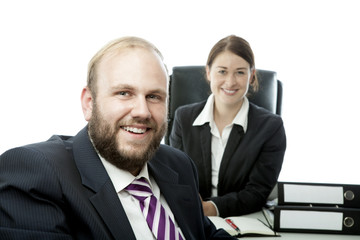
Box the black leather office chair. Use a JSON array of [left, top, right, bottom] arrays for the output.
[[165, 65, 283, 145]]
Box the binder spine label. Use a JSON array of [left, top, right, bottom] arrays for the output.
[[283, 184, 344, 204], [280, 210, 343, 231]]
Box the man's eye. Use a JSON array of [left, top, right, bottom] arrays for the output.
[[218, 70, 226, 74], [237, 71, 245, 75], [147, 94, 163, 102], [118, 91, 129, 96], [148, 95, 160, 100]]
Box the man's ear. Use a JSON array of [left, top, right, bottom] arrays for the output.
[[81, 87, 93, 121]]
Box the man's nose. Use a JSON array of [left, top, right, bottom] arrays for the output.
[[131, 97, 151, 119]]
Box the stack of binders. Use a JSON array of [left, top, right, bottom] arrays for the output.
[[274, 181, 360, 235]]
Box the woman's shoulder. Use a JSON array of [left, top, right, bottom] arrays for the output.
[[175, 99, 207, 116], [249, 102, 283, 124]]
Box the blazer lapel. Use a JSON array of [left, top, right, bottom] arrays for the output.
[[218, 125, 244, 182], [199, 124, 212, 195], [72, 127, 136, 240]]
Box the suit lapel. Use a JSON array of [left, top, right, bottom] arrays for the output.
[[89, 182, 136, 240], [148, 156, 197, 240], [72, 127, 136, 240]]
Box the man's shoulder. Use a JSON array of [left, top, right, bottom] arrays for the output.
[[28, 134, 73, 152], [0, 134, 74, 163], [156, 144, 189, 159], [152, 144, 193, 168]]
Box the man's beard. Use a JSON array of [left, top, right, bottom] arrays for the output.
[[88, 103, 167, 174]]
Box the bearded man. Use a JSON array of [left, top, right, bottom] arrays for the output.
[[0, 36, 235, 240]]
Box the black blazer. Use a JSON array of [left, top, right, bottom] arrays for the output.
[[170, 101, 286, 217], [0, 127, 235, 240]]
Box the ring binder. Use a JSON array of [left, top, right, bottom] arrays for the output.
[[274, 205, 360, 235], [278, 182, 360, 207]]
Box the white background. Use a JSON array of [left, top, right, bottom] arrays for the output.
[[1, 0, 359, 184]]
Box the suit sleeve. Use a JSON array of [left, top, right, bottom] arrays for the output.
[[0, 147, 73, 240]]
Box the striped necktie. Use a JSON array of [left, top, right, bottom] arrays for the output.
[[125, 177, 184, 240]]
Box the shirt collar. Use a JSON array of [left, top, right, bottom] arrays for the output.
[[99, 155, 151, 193], [193, 94, 249, 133], [193, 94, 215, 126]]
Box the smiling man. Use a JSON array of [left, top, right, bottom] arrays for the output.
[[83, 40, 168, 176], [0, 37, 235, 240]]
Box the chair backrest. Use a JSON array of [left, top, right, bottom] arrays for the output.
[[165, 65, 283, 144]]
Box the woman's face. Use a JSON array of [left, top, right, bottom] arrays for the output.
[[207, 51, 254, 109]]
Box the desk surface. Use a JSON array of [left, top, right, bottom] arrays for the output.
[[240, 211, 359, 240]]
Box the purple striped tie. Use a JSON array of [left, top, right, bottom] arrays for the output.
[[125, 177, 184, 240]]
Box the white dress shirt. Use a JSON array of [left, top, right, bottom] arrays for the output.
[[100, 156, 185, 240], [193, 94, 249, 197]]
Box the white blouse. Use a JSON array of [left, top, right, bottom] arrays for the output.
[[193, 94, 249, 197]]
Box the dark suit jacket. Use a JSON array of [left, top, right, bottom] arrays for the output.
[[0, 127, 235, 240], [170, 101, 286, 217]]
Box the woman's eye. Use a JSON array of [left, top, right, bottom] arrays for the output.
[[218, 70, 226, 74]]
